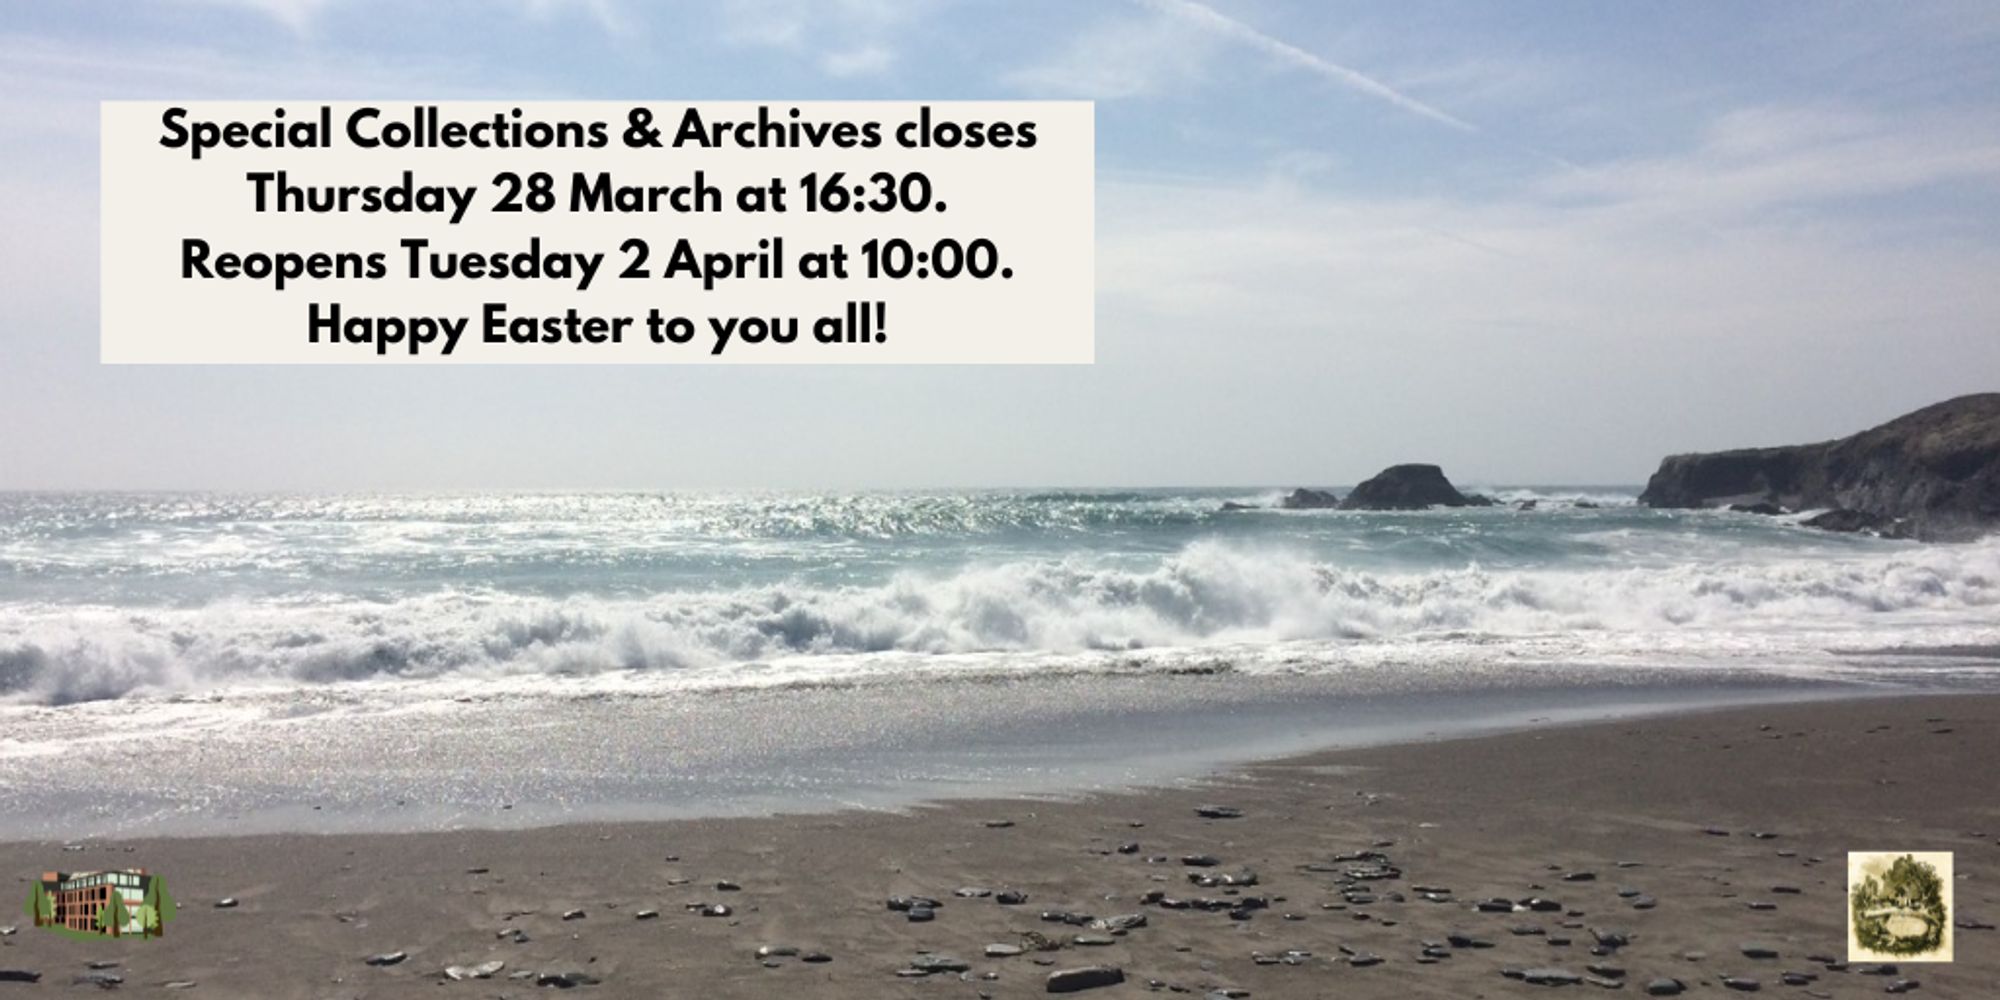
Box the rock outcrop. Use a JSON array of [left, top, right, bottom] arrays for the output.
[[1639, 394, 2000, 540], [1339, 464, 1479, 510], [1278, 488, 1342, 510]]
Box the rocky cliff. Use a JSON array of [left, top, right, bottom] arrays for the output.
[[1639, 394, 2000, 540]]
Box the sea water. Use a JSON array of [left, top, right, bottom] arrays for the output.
[[1, 488, 1996, 835]]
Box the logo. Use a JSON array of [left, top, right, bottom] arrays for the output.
[[23, 868, 177, 940], [1848, 852, 1952, 962]]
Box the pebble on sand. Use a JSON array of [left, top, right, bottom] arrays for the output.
[[1047, 965, 1125, 993]]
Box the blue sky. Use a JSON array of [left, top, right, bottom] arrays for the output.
[[3, 0, 1999, 488]]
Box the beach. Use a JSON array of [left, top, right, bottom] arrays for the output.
[[4, 693, 1992, 997]]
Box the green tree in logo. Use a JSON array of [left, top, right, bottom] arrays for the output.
[[141, 876, 175, 937], [24, 883, 53, 927], [1851, 854, 1947, 956], [95, 889, 132, 938]]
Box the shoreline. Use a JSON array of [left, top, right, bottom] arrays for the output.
[[6, 667, 1984, 840], [2, 693, 1994, 996]]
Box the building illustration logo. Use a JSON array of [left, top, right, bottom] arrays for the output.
[[1848, 852, 1953, 962], [24, 869, 176, 939]]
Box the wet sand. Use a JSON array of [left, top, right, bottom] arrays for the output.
[[2, 694, 1994, 997]]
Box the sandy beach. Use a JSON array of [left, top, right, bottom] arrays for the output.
[[3, 693, 1992, 998]]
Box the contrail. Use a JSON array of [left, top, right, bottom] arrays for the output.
[[1134, 0, 1478, 133]]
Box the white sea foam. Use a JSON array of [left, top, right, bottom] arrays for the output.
[[3, 537, 1996, 705]]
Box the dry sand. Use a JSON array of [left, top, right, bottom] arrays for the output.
[[3, 694, 1994, 998]]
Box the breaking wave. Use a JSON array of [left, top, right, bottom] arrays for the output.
[[3, 539, 1996, 705]]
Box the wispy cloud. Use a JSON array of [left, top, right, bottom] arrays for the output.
[[1132, 0, 1476, 132], [719, 0, 936, 77]]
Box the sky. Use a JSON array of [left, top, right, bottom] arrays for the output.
[[2, 0, 1998, 490]]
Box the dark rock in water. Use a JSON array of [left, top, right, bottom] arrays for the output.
[[1339, 464, 1478, 510], [365, 952, 407, 967], [1046, 966, 1124, 993], [1638, 394, 2000, 540], [1729, 502, 1786, 515], [1218, 501, 1259, 511], [1802, 508, 1900, 535], [1463, 493, 1499, 507], [1516, 499, 1540, 511], [1278, 488, 1341, 510], [1645, 979, 1686, 996], [1195, 805, 1244, 819]]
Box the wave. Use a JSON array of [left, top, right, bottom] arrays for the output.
[[2, 539, 1997, 705]]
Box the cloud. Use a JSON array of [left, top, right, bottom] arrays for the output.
[[719, 0, 936, 76], [1131, 0, 1476, 131], [170, 0, 628, 35], [1005, 8, 1221, 99]]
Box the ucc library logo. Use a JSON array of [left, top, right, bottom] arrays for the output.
[[23, 868, 177, 940], [1848, 852, 1953, 962]]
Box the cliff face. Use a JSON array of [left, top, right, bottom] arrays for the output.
[[1639, 394, 2000, 539]]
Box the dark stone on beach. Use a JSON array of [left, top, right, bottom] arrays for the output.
[[1348, 953, 1384, 967], [984, 819, 1015, 828], [756, 945, 798, 959], [1632, 895, 1657, 909], [1741, 944, 1779, 959], [997, 890, 1029, 905], [1592, 929, 1631, 949], [0, 971, 41, 985], [887, 896, 941, 911], [214, 897, 239, 908], [1855, 964, 1899, 976], [1771, 885, 1802, 894], [634, 909, 658, 920], [72, 971, 123, 989], [1340, 464, 1478, 510], [1448, 933, 1495, 948], [1956, 915, 1996, 929], [1563, 872, 1597, 882], [910, 955, 971, 975], [1523, 968, 1584, 986], [1781, 972, 1817, 986], [1182, 854, 1221, 867], [1885, 979, 1921, 993], [536, 970, 602, 988], [987, 944, 1024, 958], [907, 906, 936, 922], [1721, 976, 1761, 991], [365, 952, 407, 967], [465, 866, 490, 874], [1639, 394, 2000, 540], [700, 903, 731, 917], [955, 887, 991, 898], [1091, 913, 1146, 933], [1278, 488, 1341, 510], [1117, 842, 1139, 854], [801, 952, 831, 963], [1645, 980, 1686, 996], [1195, 805, 1244, 819], [1525, 897, 1565, 912], [1046, 966, 1124, 993], [1588, 964, 1625, 978], [1477, 898, 1516, 912], [1072, 934, 1116, 947], [562, 909, 586, 920], [1705, 828, 1730, 836], [715, 880, 741, 891]]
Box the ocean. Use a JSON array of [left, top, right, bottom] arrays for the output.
[[3, 488, 1997, 836]]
